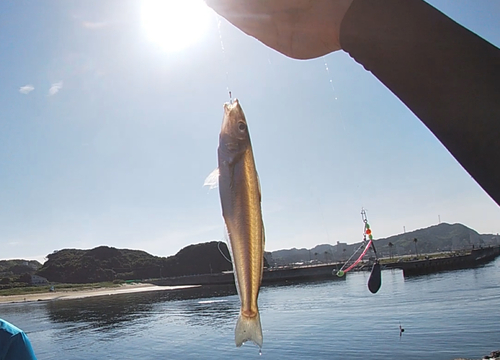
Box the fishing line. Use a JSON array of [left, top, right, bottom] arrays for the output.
[[336, 209, 373, 276], [323, 57, 337, 101], [336, 241, 367, 275], [217, 241, 232, 264], [216, 15, 233, 102], [322, 56, 345, 131], [336, 209, 382, 293], [212, 17, 236, 268]]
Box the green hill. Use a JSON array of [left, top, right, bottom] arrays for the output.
[[37, 241, 232, 284], [0, 260, 42, 278], [373, 222, 490, 257]]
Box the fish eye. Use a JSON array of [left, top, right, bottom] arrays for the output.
[[238, 122, 246, 132]]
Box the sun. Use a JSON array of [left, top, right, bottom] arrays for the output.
[[141, 0, 211, 52]]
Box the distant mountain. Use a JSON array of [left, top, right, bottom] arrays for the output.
[[269, 223, 500, 266], [0, 259, 42, 278], [10, 223, 500, 284], [37, 242, 232, 284], [270, 244, 337, 265]]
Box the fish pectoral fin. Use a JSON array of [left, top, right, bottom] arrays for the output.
[[203, 168, 220, 190], [235, 311, 263, 348]]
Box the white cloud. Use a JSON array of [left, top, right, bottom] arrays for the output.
[[48, 81, 63, 96], [19, 84, 34, 94]]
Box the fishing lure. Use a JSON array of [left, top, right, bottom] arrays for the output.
[[336, 209, 382, 294]]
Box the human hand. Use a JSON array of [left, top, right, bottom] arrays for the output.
[[205, 0, 354, 60]]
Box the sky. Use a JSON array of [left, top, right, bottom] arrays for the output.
[[1, 0, 500, 263]]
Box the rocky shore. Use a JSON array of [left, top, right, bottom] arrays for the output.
[[455, 350, 500, 360]]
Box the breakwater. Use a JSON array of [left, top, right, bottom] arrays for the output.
[[386, 246, 500, 276], [152, 263, 345, 287]]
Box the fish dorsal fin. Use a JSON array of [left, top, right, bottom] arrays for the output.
[[261, 221, 265, 248], [258, 173, 264, 248], [257, 173, 262, 203], [260, 222, 265, 283]]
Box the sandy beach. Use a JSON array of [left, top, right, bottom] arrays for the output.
[[0, 283, 199, 304]]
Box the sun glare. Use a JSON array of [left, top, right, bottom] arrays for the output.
[[141, 0, 211, 52]]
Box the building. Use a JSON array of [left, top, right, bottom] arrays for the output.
[[336, 241, 348, 260], [30, 275, 49, 285]]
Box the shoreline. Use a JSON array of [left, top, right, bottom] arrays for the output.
[[0, 283, 199, 305]]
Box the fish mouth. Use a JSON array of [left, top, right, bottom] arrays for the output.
[[221, 98, 241, 130], [224, 98, 239, 112]]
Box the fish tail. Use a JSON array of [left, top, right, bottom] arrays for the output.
[[235, 311, 263, 348]]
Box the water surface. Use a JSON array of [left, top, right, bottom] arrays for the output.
[[1, 258, 499, 359]]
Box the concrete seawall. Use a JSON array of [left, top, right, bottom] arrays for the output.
[[152, 263, 345, 287], [386, 246, 500, 277]]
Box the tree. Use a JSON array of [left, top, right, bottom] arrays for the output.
[[413, 238, 419, 257], [19, 273, 32, 284], [388, 242, 394, 259]]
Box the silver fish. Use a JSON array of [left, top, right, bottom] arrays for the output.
[[217, 99, 264, 348]]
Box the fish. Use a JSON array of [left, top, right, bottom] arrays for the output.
[[217, 99, 265, 348]]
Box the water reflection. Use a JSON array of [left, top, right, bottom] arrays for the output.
[[262, 278, 344, 291], [43, 280, 354, 336], [45, 285, 237, 332], [179, 298, 239, 328], [7, 265, 500, 360], [46, 294, 155, 332]]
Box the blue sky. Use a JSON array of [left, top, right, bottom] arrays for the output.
[[1, 0, 499, 262]]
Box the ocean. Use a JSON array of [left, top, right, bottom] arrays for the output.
[[1, 257, 499, 360]]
